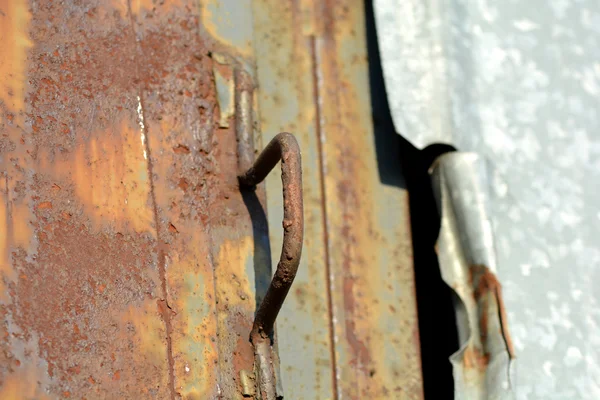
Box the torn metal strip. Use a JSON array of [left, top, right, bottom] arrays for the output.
[[431, 152, 515, 400]]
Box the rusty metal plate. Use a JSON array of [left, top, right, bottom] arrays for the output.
[[0, 0, 266, 398]]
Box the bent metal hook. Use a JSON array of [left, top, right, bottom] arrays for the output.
[[238, 132, 303, 400]]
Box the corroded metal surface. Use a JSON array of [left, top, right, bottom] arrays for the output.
[[0, 0, 265, 398], [1, 0, 171, 397], [254, 0, 423, 398], [127, 2, 222, 397], [315, 2, 423, 397]]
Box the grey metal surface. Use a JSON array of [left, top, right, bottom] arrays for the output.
[[375, 0, 600, 398]]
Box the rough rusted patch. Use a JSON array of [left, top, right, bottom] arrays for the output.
[[0, 0, 175, 397], [128, 1, 270, 398], [0, 0, 33, 113], [9, 187, 168, 397]]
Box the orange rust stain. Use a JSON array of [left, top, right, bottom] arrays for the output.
[[10, 203, 33, 258], [41, 120, 155, 234], [0, 179, 8, 301], [0, 0, 33, 114], [0, 0, 36, 300], [0, 370, 50, 400], [473, 265, 515, 358], [215, 237, 255, 308], [37, 201, 53, 209], [119, 298, 169, 363], [462, 345, 490, 371]]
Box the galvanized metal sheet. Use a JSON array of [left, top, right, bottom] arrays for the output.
[[375, 0, 600, 398]]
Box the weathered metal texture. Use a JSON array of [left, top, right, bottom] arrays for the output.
[[126, 2, 223, 398], [253, 0, 423, 398], [129, 1, 267, 399], [0, 0, 171, 398], [316, 2, 423, 397], [240, 132, 304, 400], [0, 0, 266, 398], [431, 153, 514, 399]]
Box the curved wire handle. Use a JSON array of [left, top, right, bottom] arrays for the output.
[[238, 132, 303, 400]]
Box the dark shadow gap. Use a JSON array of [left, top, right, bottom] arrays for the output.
[[364, 1, 459, 398], [240, 188, 273, 319]]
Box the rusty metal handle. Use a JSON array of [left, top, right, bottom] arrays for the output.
[[238, 132, 303, 400], [239, 132, 304, 340]]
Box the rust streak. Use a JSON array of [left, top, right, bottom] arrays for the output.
[[309, 34, 340, 400], [320, 0, 370, 396], [462, 346, 490, 371], [473, 265, 515, 360]]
